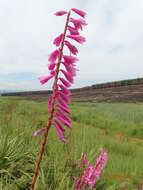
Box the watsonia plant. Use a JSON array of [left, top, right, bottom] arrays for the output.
[[31, 8, 87, 189], [74, 148, 107, 190]]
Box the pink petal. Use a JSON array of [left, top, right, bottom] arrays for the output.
[[48, 49, 59, 62], [81, 165, 94, 189], [50, 70, 56, 76], [67, 35, 86, 44], [61, 69, 74, 83], [74, 178, 80, 190], [70, 18, 87, 30], [57, 90, 70, 103], [54, 120, 66, 143], [59, 77, 71, 87], [58, 84, 71, 95], [63, 55, 79, 64], [47, 62, 56, 70], [71, 8, 86, 18], [62, 62, 77, 76], [53, 33, 64, 46], [67, 25, 79, 35], [56, 113, 72, 129], [55, 119, 65, 132], [58, 104, 72, 115], [57, 109, 72, 123], [56, 96, 68, 108], [64, 40, 78, 55], [55, 10, 68, 16], [34, 128, 44, 137], [39, 74, 54, 85]]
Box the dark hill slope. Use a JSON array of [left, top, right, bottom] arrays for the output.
[[2, 78, 143, 102]]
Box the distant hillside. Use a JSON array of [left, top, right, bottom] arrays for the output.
[[2, 78, 143, 102]]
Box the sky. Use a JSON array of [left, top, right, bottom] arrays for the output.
[[0, 0, 143, 91]]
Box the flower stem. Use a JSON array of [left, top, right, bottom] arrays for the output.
[[30, 10, 71, 190]]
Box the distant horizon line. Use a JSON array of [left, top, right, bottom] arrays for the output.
[[1, 77, 143, 94]]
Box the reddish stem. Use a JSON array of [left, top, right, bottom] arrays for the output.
[[30, 11, 71, 190]]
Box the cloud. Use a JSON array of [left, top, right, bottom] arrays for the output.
[[0, 0, 143, 90]]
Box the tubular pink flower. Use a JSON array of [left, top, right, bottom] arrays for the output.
[[34, 128, 45, 137], [64, 40, 78, 55], [58, 84, 71, 95], [39, 74, 54, 85], [54, 120, 66, 143], [70, 18, 87, 30], [57, 109, 72, 123], [57, 90, 70, 103], [67, 35, 86, 44], [56, 113, 72, 129], [58, 104, 72, 115], [56, 96, 68, 108], [55, 10, 68, 16], [53, 33, 64, 46], [48, 49, 59, 62], [54, 119, 65, 132], [61, 69, 74, 83], [59, 77, 71, 87], [62, 62, 77, 76], [67, 25, 79, 35], [63, 55, 79, 64], [81, 165, 94, 189], [71, 8, 86, 18]]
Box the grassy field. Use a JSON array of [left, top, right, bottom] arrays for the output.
[[0, 97, 143, 189]]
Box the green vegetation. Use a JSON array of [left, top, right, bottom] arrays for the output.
[[0, 97, 143, 189]]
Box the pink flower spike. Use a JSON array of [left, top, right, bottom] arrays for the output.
[[47, 62, 56, 70], [58, 104, 72, 115], [70, 18, 87, 30], [71, 8, 86, 18], [67, 35, 86, 44], [48, 49, 59, 62], [55, 119, 65, 132], [54, 120, 66, 143], [64, 40, 78, 55], [53, 33, 64, 47], [55, 10, 68, 16], [63, 55, 79, 64], [39, 74, 54, 85], [34, 128, 44, 137], [57, 109, 72, 123], [56, 113, 72, 129], [67, 25, 79, 35], [61, 69, 74, 83], [58, 84, 71, 95], [88, 148, 108, 189], [59, 77, 71, 87]]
